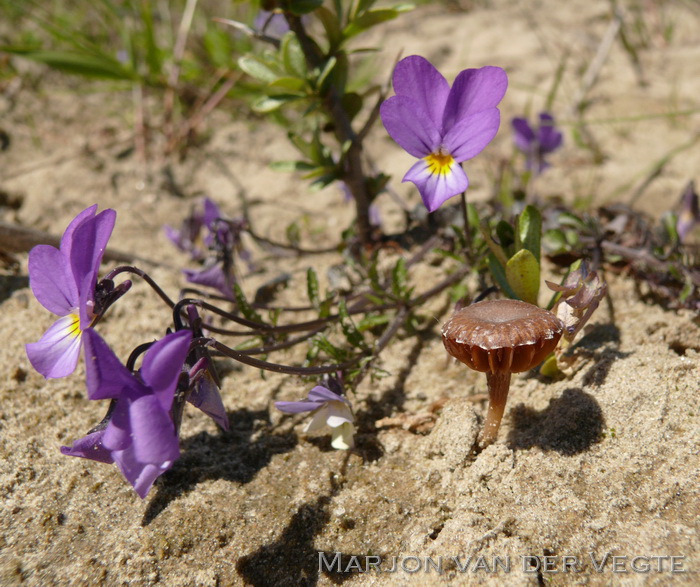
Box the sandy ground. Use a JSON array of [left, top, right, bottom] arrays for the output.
[[1, 0, 699, 585]]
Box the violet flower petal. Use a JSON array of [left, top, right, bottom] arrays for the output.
[[275, 400, 322, 414], [25, 314, 82, 379], [102, 399, 132, 451], [443, 108, 501, 162], [188, 375, 229, 430], [677, 181, 700, 242], [391, 55, 450, 130], [70, 209, 116, 326], [307, 385, 347, 404], [183, 263, 234, 299], [82, 328, 134, 401], [129, 394, 180, 463], [537, 113, 563, 152], [442, 66, 508, 129], [164, 224, 186, 251], [380, 95, 441, 158], [202, 197, 222, 227], [27, 245, 77, 316], [60, 204, 98, 260], [403, 158, 469, 212], [511, 117, 535, 152], [60, 429, 114, 464], [111, 446, 173, 499], [140, 329, 192, 411]]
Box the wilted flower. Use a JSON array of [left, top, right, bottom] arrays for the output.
[[677, 181, 700, 243], [381, 55, 507, 212], [164, 197, 221, 261], [546, 261, 607, 345], [166, 197, 252, 299], [61, 328, 192, 498], [276, 385, 355, 450], [512, 112, 563, 174], [26, 205, 116, 378], [183, 305, 229, 431]]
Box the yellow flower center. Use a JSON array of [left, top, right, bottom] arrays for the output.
[[67, 313, 81, 338], [424, 151, 455, 176]]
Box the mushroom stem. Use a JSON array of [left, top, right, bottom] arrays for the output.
[[481, 371, 512, 446]]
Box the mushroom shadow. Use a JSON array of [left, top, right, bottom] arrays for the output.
[[507, 388, 605, 455], [142, 407, 296, 525]]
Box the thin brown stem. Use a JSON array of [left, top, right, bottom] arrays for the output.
[[480, 371, 512, 446]]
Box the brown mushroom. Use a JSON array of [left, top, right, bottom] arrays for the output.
[[442, 299, 564, 447]]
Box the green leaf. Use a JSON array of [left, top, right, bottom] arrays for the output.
[[505, 248, 540, 305], [288, 133, 314, 160], [5, 49, 135, 80], [286, 221, 301, 247], [343, 5, 413, 39], [341, 92, 363, 122], [488, 253, 518, 299], [316, 56, 337, 92], [338, 299, 369, 351], [233, 283, 265, 324], [557, 211, 587, 229], [203, 29, 234, 69], [354, 0, 380, 17], [281, 32, 307, 78], [318, 297, 334, 320], [679, 279, 694, 304], [252, 94, 301, 112], [268, 76, 307, 92], [238, 55, 279, 83], [481, 221, 509, 267], [311, 334, 348, 362], [138, 1, 161, 79], [269, 160, 317, 172], [539, 354, 561, 378], [518, 205, 542, 263], [357, 313, 390, 331], [496, 220, 515, 252], [307, 267, 321, 310], [467, 202, 480, 231], [542, 228, 568, 254], [287, 0, 324, 15], [315, 6, 343, 51], [391, 257, 408, 299]]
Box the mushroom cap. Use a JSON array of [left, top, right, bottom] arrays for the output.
[[442, 299, 564, 374]]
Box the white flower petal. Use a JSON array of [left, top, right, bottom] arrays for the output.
[[331, 422, 355, 450], [303, 406, 329, 433]]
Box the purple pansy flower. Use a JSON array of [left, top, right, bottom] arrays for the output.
[[165, 197, 222, 261], [26, 205, 116, 379], [253, 10, 291, 39], [166, 197, 253, 299], [276, 386, 355, 450], [183, 262, 234, 299], [677, 181, 699, 243], [511, 112, 563, 174], [61, 328, 192, 498], [380, 55, 508, 212]]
